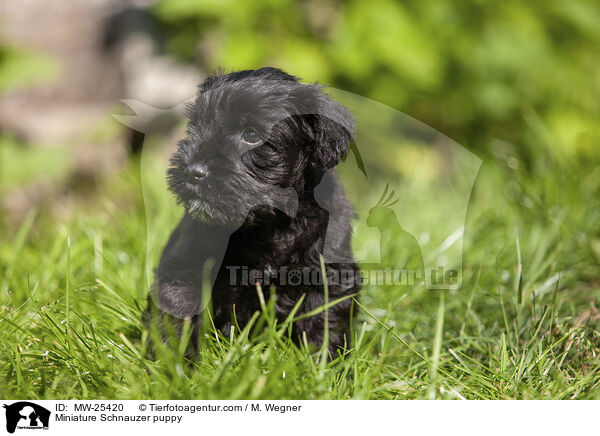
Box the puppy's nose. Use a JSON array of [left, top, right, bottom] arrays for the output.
[[184, 163, 209, 183]]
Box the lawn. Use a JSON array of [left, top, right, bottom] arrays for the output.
[[1, 126, 599, 400]]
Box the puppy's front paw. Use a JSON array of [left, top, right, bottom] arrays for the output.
[[151, 281, 205, 320]]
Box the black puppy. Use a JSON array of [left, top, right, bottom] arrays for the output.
[[145, 67, 359, 356]]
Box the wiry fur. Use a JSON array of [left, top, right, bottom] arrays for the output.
[[144, 67, 359, 357]]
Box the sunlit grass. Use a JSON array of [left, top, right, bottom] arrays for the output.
[[1, 149, 599, 399]]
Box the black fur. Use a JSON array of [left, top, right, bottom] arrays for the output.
[[144, 67, 359, 357]]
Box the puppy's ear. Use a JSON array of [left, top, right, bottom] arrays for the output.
[[200, 74, 219, 91], [309, 93, 354, 170]]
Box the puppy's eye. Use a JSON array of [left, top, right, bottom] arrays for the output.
[[242, 128, 262, 144]]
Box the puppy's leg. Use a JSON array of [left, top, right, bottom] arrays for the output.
[[144, 215, 233, 355], [294, 287, 353, 358], [143, 281, 202, 357]]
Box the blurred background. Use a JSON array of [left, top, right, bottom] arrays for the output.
[[2, 0, 600, 227]]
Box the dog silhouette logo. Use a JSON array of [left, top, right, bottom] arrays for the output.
[[116, 78, 482, 294], [3, 402, 50, 433]]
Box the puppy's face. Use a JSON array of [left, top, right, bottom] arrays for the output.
[[167, 68, 354, 227]]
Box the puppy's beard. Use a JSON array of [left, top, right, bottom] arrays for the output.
[[186, 199, 209, 222], [185, 186, 299, 226], [185, 197, 247, 227]]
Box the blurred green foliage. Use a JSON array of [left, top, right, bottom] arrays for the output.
[[0, 46, 58, 92], [153, 0, 600, 161], [0, 136, 72, 193]]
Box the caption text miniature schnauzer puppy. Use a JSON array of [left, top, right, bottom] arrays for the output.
[[145, 67, 359, 357]]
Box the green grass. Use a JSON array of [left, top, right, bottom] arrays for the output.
[[1, 145, 599, 400]]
